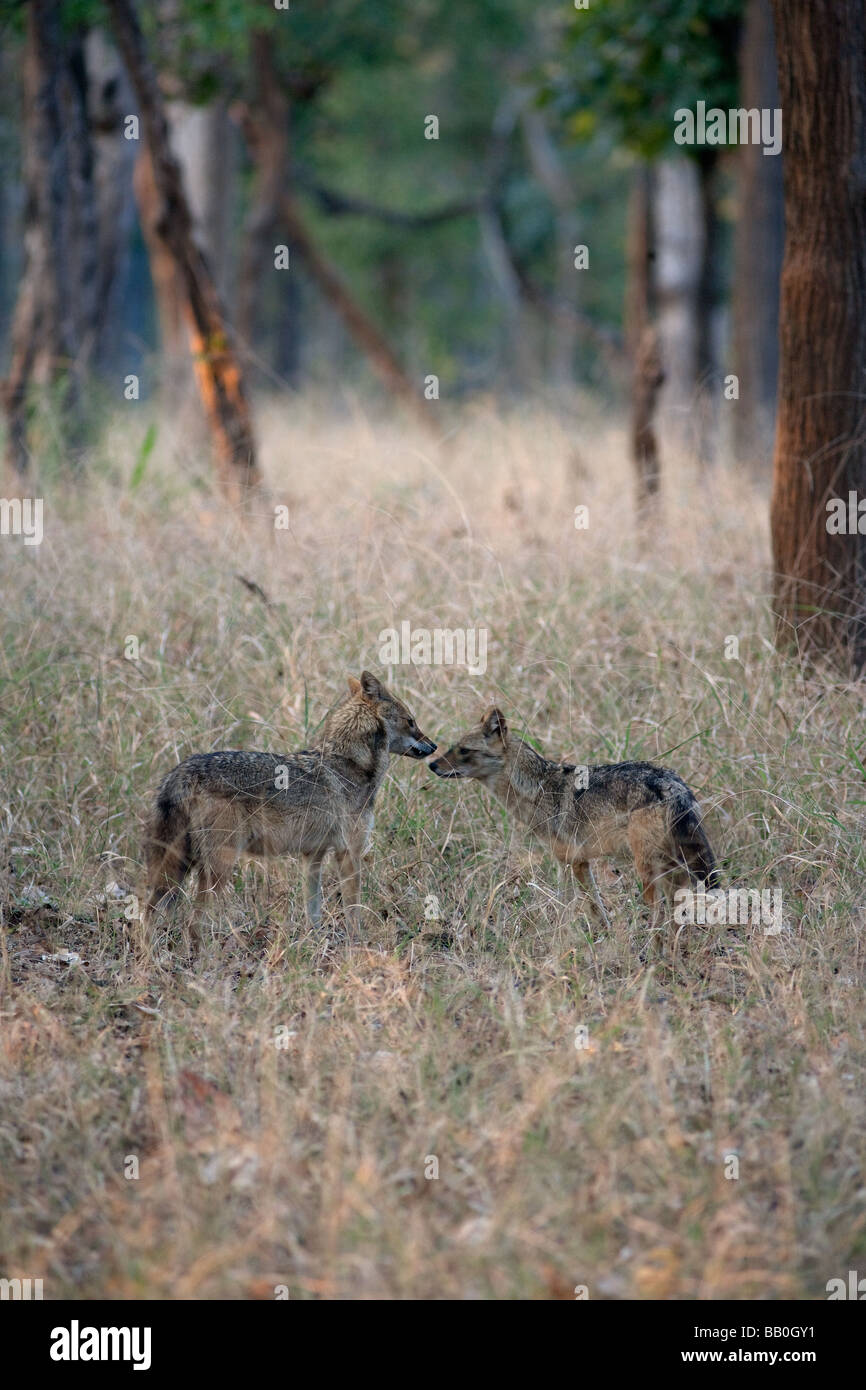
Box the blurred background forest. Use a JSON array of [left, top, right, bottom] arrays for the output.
[[0, 0, 781, 470]]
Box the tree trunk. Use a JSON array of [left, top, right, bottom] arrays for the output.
[[695, 153, 722, 467], [107, 0, 261, 503], [653, 157, 702, 452], [2, 1, 98, 478], [86, 29, 139, 374], [172, 99, 235, 301], [732, 0, 784, 468], [770, 0, 866, 672], [625, 165, 664, 510], [133, 146, 189, 386]]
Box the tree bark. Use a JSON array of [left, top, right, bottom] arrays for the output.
[[133, 146, 188, 381], [731, 0, 784, 468], [86, 28, 139, 374], [695, 153, 722, 467], [770, 0, 866, 672], [107, 0, 261, 503], [625, 166, 664, 510], [653, 157, 702, 450], [2, 1, 98, 478]]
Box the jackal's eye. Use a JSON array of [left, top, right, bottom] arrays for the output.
[[457, 746, 470, 756]]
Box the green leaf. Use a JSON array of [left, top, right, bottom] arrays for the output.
[[130, 424, 157, 493]]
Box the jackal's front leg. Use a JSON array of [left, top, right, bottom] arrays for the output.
[[301, 851, 326, 930], [335, 849, 362, 934]]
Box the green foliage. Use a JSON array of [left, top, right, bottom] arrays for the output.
[[550, 0, 744, 160], [129, 422, 157, 492]]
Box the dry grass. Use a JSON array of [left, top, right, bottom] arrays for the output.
[[1, 394, 864, 1299]]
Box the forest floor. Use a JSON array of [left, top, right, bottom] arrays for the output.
[[1, 395, 864, 1299]]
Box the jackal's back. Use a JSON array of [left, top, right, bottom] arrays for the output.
[[563, 759, 717, 885]]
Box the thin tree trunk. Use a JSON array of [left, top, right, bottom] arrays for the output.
[[625, 165, 664, 510], [732, 0, 784, 468], [107, 0, 261, 503], [280, 196, 434, 429], [770, 0, 866, 672]]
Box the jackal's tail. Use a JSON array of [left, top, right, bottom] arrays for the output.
[[143, 780, 194, 920], [669, 791, 719, 889]]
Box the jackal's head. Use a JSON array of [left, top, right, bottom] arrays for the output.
[[348, 671, 437, 759], [429, 707, 507, 783]]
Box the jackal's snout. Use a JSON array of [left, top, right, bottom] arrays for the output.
[[407, 733, 437, 759], [428, 747, 468, 777]]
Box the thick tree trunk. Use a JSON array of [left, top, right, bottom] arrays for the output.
[[770, 0, 866, 672], [732, 0, 784, 468], [2, 1, 98, 478], [107, 0, 261, 503], [653, 157, 702, 451], [86, 29, 139, 374], [134, 100, 235, 404], [625, 166, 664, 510], [695, 153, 722, 467], [172, 99, 235, 301]]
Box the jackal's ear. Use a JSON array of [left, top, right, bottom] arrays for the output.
[[347, 676, 363, 696], [360, 670, 386, 699], [481, 707, 507, 743]]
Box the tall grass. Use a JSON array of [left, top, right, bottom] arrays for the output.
[[0, 395, 863, 1298]]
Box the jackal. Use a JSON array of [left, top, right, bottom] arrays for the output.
[[143, 671, 435, 939], [429, 707, 718, 931]]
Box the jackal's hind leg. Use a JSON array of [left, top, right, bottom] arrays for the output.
[[144, 837, 190, 923], [569, 859, 608, 930], [142, 837, 192, 965], [190, 847, 237, 954], [629, 829, 669, 959]]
